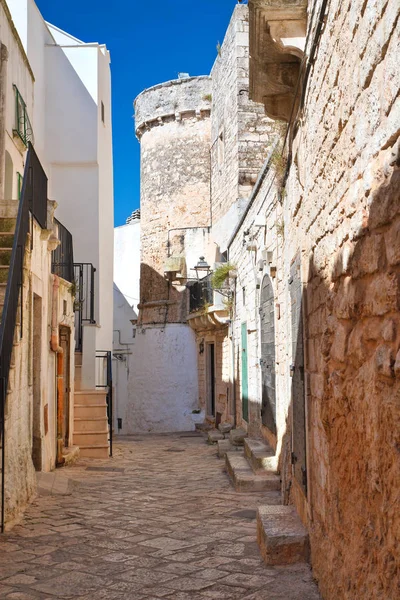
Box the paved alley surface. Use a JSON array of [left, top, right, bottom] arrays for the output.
[[0, 434, 321, 599]]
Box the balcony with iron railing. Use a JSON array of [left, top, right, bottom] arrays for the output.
[[187, 274, 230, 331], [51, 219, 74, 284], [12, 86, 34, 149]]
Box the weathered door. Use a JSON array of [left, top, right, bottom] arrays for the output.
[[289, 254, 307, 494], [206, 343, 215, 417], [241, 323, 249, 422], [259, 275, 276, 434], [60, 328, 70, 447]]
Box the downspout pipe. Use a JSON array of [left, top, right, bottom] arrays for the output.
[[50, 275, 64, 466]]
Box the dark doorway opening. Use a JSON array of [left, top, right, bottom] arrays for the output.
[[207, 343, 215, 417], [260, 274, 277, 434]]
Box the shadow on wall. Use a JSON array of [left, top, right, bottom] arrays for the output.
[[139, 262, 189, 326], [278, 143, 400, 600]]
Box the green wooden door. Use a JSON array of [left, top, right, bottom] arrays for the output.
[[241, 322, 249, 422]]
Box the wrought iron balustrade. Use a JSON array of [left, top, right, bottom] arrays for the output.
[[52, 219, 74, 283], [188, 274, 213, 313], [95, 350, 113, 457], [73, 263, 96, 352]]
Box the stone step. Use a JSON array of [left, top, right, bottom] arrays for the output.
[[0, 266, 9, 283], [207, 429, 225, 444], [244, 438, 278, 473], [229, 427, 248, 446], [74, 390, 107, 406], [0, 218, 16, 233], [0, 248, 12, 266], [79, 444, 109, 459], [257, 505, 310, 565], [0, 232, 14, 248], [73, 430, 109, 447], [74, 417, 109, 433], [225, 452, 281, 492], [218, 422, 233, 435], [217, 439, 234, 458], [74, 404, 108, 419]]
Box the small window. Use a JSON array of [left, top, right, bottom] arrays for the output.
[[101, 101, 105, 123], [13, 85, 34, 146], [242, 287, 246, 306]]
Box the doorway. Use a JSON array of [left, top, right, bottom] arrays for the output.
[[260, 275, 276, 434], [289, 254, 307, 495], [206, 343, 215, 417], [59, 327, 71, 448], [241, 323, 249, 422]]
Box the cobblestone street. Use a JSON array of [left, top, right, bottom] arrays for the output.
[[0, 434, 320, 599]]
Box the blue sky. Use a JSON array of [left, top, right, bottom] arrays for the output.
[[35, 0, 238, 226]]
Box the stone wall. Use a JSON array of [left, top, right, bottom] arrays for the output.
[[241, 0, 400, 597], [282, 0, 400, 596]]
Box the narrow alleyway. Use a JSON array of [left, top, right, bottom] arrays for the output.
[[0, 434, 320, 599]]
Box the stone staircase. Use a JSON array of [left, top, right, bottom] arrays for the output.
[[73, 352, 109, 458], [222, 434, 310, 566], [226, 437, 281, 493]]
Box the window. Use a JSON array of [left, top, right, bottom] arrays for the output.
[[13, 85, 34, 146], [17, 172, 23, 199], [101, 101, 105, 123], [242, 287, 246, 306]]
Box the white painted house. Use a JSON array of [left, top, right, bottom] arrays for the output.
[[113, 210, 140, 435], [8, 0, 114, 373], [0, 0, 114, 528]]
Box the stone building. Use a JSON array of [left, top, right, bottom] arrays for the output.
[[131, 0, 399, 597], [131, 76, 217, 433], [0, 0, 114, 529]]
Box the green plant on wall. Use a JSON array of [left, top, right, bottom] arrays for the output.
[[203, 93, 212, 102], [275, 218, 285, 239], [211, 262, 236, 289]]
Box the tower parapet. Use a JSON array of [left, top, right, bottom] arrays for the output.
[[134, 76, 212, 139]]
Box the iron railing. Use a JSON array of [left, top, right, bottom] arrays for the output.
[[188, 274, 213, 313], [96, 350, 113, 457], [52, 219, 74, 283], [73, 263, 96, 352], [0, 143, 48, 532], [13, 86, 34, 148]]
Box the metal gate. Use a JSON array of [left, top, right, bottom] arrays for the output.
[[289, 253, 307, 494], [259, 275, 276, 434]]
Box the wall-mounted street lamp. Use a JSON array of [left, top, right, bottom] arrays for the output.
[[193, 256, 211, 280]]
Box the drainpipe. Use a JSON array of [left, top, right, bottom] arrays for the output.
[[50, 275, 64, 466], [0, 44, 8, 199]]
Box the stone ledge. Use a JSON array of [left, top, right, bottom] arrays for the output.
[[257, 505, 310, 565], [244, 437, 278, 472], [225, 452, 281, 492]]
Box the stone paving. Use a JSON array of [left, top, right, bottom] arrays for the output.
[[0, 433, 321, 599]]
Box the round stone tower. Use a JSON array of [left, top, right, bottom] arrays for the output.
[[135, 75, 212, 325], [130, 75, 212, 433]]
